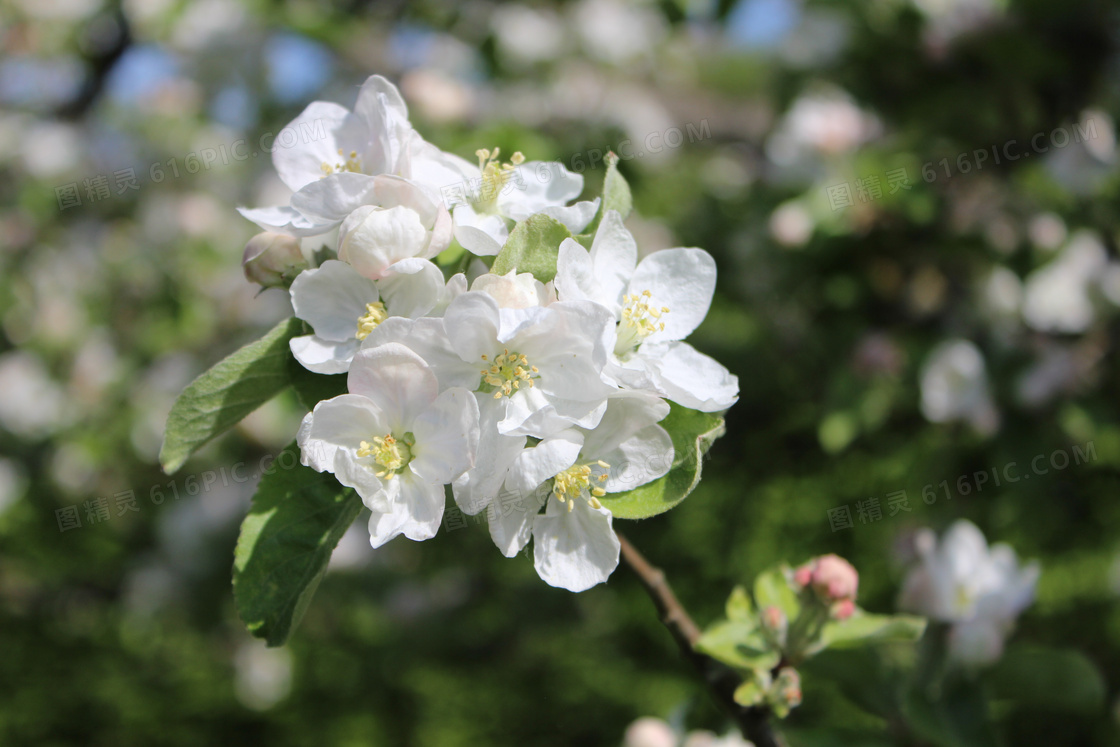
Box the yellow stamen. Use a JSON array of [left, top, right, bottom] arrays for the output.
[[356, 433, 413, 478], [321, 148, 363, 177], [480, 348, 539, 399], [615, 289, 670, 356], [355, 301, 388, 340], [473, 146, 525, 207], [551, 460, 612, 511]]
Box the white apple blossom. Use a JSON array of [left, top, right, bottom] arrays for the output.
[[555, 210, 739, 412], [919, 339, 998, 435], [297, 343, 480, 548], [237, 74, 459, 237], [336, 202, 451, 280], [469, 269, 556, 309], [899, 520, 1039, 666], [418, 145, 601, 255], [288, 259, 465, 374], [494, 392, 673, 592], [358, 291, 618, 514], [1021, 231, 1108, 334]]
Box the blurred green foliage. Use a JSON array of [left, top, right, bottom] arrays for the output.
[[2, 0, 1120, 744]]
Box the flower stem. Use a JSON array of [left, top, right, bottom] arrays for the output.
[[616, 532, 785, 747]]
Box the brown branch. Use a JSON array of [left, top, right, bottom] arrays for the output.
[[617, 533, 785, 747]]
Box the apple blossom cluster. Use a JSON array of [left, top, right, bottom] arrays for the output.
[[899, 520, 1039, 665], [237, 75, 739, 592], [792, 553, 859, 621]]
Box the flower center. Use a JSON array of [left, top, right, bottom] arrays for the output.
[[355, 301, 388, 340], [321, 148, 363, 176], [953, 584, 974, 614], [473, 147, 524, 211], [552, 461, 611, 511], [479, 349, 539, 399], [614, 290, 669, 356], [357, 433, 414, 478]]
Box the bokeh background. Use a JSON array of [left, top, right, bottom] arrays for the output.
[[3, 0, 1120, 744]]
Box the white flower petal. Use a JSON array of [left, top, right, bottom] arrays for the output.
[[500, 394, 607, 438], [488, 484, 547, 558], [590, 209, 638, 306], [237, 205, 330, 237], [360, 317, 480, 390], [541, 198, 600, 234], [630, 248, 716, 342], [378, 258, 446, 318], [289, 260, 378, 342], [290, 334, 360, 374], [366, 488, 411, 548], [394, 471, 446, 542], [443, 292, 501, 363], [452, 396, 527, 515], [290, 172, 381, 226], [410, 387, 480, 484], [271, 101, 361, 192], [580, 390, 670, 457], [499, 161, 584, 220], [948, 619, 1006, 666], [505, 430, 583, 496], [405, 137, 480, 203], [532, 499, 620, 592], [347, 343, 439, 433], [597, 425, 674, 493], [296, 394, 389, 472], [641, 341, 739, 412], [452, 204, 506, 256], [555, 237, 599, 305], [352, 74, 412, 175], [335, 447, 391, 512], [338, 205, 431, 280]]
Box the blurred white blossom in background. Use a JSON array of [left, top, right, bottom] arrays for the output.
[[899, 520, 1038, 666], [919, 339, 999, 436]]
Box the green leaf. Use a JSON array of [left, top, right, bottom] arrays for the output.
[[160, 317, 302, 474], [733, 676, 768, 707], [581, 152, 633, 242], [726, 585, 754, 622], [819, 612, 927, 649], [599, 403, 725, 519], [903, 675, 998, 747], [491, 213, 572, 282], [988, 645, 1106, 714], [288, 352, 347, 411], [801, 648, 903, 720], [695, 620, 780, 672], [233, 442, 362, 646], [601, 152, 633, 219], [754, 567, 801, 621]]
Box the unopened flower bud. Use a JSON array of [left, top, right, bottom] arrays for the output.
[[760, 605, 788, 647], [623, 717, 676, 747], [798, 554, 859, 603], [768, 667, 803, 717], [242, 232, 307, 288], [813, 554, 859, 601], [832, 598, 856, 620], [793, 564, 813, 588]]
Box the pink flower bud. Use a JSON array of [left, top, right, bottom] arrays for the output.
[[809, 554, 859, 602], [793, 564, 813, 588], [623, 717, 676, 747], [832, 599, 856, 620], [762, 605, 787, 631], [242, 232, 307, 288], [771, 667, 802, 710]]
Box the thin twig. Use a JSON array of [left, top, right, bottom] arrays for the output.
[[617, 533, 785, 747]]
